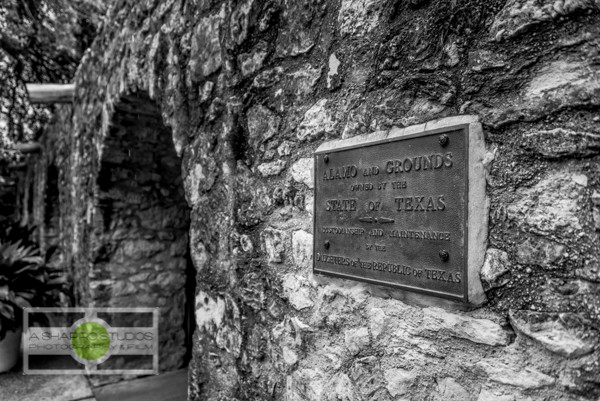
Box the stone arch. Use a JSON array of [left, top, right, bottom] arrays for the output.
[[90, 91, 193, 371], [67, 6, 239, 393]]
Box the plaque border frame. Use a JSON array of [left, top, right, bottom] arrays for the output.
[[313, 116, 487, 305]]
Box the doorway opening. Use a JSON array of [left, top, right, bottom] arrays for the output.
[[92, 93, 194, 372]]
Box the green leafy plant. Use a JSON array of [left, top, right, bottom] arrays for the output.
[[0, 239, 45, 340], [0, 221, 71, 340]]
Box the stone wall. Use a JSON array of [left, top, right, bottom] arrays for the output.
[[36, 0, 600, 399]]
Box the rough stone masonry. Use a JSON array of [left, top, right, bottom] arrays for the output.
[[30, 0, 600, 400]]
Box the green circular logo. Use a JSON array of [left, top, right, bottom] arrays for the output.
[[72, 322, 110, 360]]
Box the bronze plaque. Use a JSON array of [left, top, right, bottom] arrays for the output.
[[313, 126, 469, 301]]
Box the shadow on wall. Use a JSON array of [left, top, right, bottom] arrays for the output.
[[90, 92, 194, 374]]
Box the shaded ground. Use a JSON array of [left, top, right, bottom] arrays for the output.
[[94, 369, 187, 401], [0, 357, 187, 401], [0, 357, 95, 401]]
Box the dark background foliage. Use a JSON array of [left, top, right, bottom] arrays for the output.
[[0, 0, 108, 156]]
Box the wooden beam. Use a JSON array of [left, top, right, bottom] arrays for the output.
[[13, 142, 42, 153], [7, 163, 27, 170], [26, 83, 74, 104], [0, 143, 42, 154]]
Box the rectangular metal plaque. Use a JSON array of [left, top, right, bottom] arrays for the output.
[[313, 126, 469, 301]]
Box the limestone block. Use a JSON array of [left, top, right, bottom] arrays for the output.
[[305, 193, 314, 214], [468, 50, 507, 72], [238, 42, 268, 77], [338, 0, 382, 37], [481, 248, 510, 289], [169, 236, 189, 257], [297, 99, 336, 142], [490, 0, 600, 41], [257, 160, 287, 177], [153, 271, 185, 290], [120, 239, 165, 258], [327, 53, 341, 90], [111, 280, 136, 297], [184, 161, 217, 206], [325, 373, 358, 401], [189, 11, 223, 78], [472, 55, 600, 126], [592, 191, 600, 206], [199, 81, 214, 103], [576, 259, 600, 282], [282, 274, 314, 310], [384, 368, 416, 397], [216, 322, 243, 358], [292, 230, 313, 269], [291, 158, 314, 189], [230, 0, 253, 45], [509, 310, 595, 358], [322, 346, 345, 371], [341, 105, 369, 139], [287, 64, 322, 101], [247, 104, 280, 149], [522, 128, 600, 159], [368, 308, 386, 339], [190, 234, 210, 272], [344, 327, 370, 355], [252, 67, 284, 88], [239, 234, 253, 252], [422, 307, 511, 346], [349, 356, 388, 400], [278, 141, 293, 156], [275, 1, 316, 57], [276, 27, 314, 57], [129, 272, 153, 282], [443, 39, 460, 67], [282, 346, 298, 366], [195, 291, 226, 331], [507, 170, 584, 234], [261, 228, 286, 263], [287, 369, 325, 401], [515, 236, 565, 267], [196, 292, 242, 358], [432, 378, 472, 401], [525, 58, 599, 104], [476, 361, 555, 389], [477, 389, 516, 401]]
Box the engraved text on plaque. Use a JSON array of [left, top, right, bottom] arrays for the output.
[[313, 125, 471, 301]]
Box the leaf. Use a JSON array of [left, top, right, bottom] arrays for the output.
[[0, 303, 15, 321], [0, 285, 8, 301], [14, 264, 38, 275], [16, 291, 34, 301], [47, 277, 68, 286], [13, 295, 31, 309]]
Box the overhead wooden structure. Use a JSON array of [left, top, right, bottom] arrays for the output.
[[13, 142, 42, 153], [26, 83, 75, 104], [0, 143, 42, 155]]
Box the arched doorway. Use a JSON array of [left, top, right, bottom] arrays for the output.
[[91, 93, 193, 372]]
